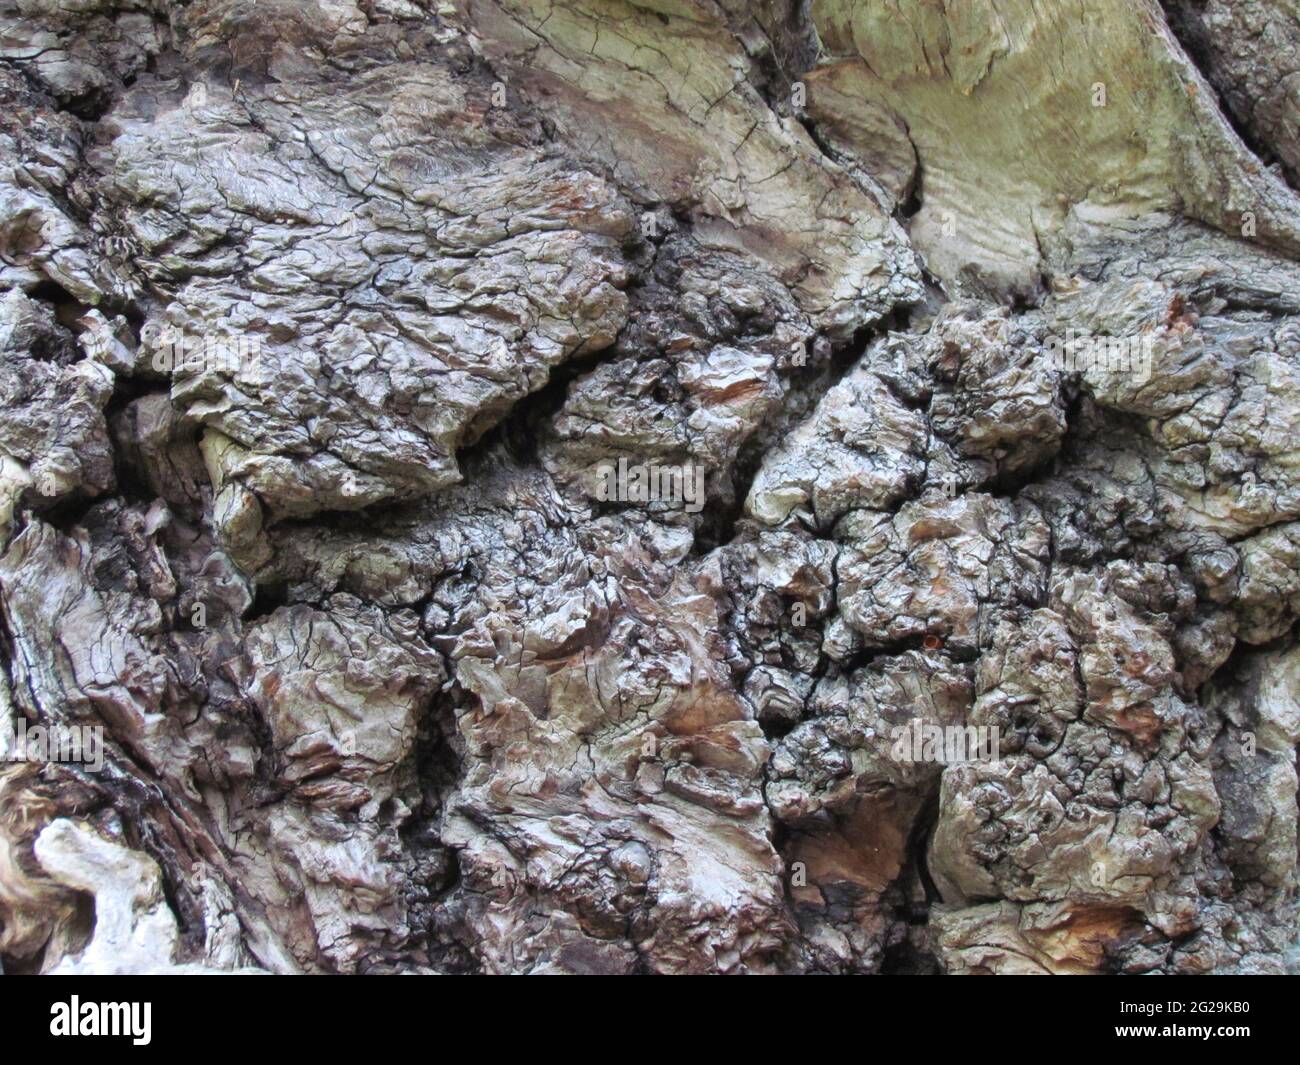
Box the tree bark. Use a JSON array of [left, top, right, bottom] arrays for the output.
[[1, 0, 1299, 975]]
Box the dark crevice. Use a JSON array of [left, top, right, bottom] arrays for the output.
[[831, 635, 979, 675], [245, 578, 290, 624], [898, 153, 924, 221], [903, 784, 967, 907], [24, 278, 93, 338], [1160, 1, 1297, 190], [758, 711, 800, 744], [693, 301, 921, 556], [21, 491, 106, 539], [1198, 623, 1299, 706], [481, 338, 631, 468], [879, 935, 942, 975]]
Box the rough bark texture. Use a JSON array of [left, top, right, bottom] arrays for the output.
[[1, 0, 1299, 975]]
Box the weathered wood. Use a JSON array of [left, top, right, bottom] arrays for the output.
[[0, 0, 1297, 975]]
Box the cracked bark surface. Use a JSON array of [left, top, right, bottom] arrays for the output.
[[0, 0, 1298, 975]]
